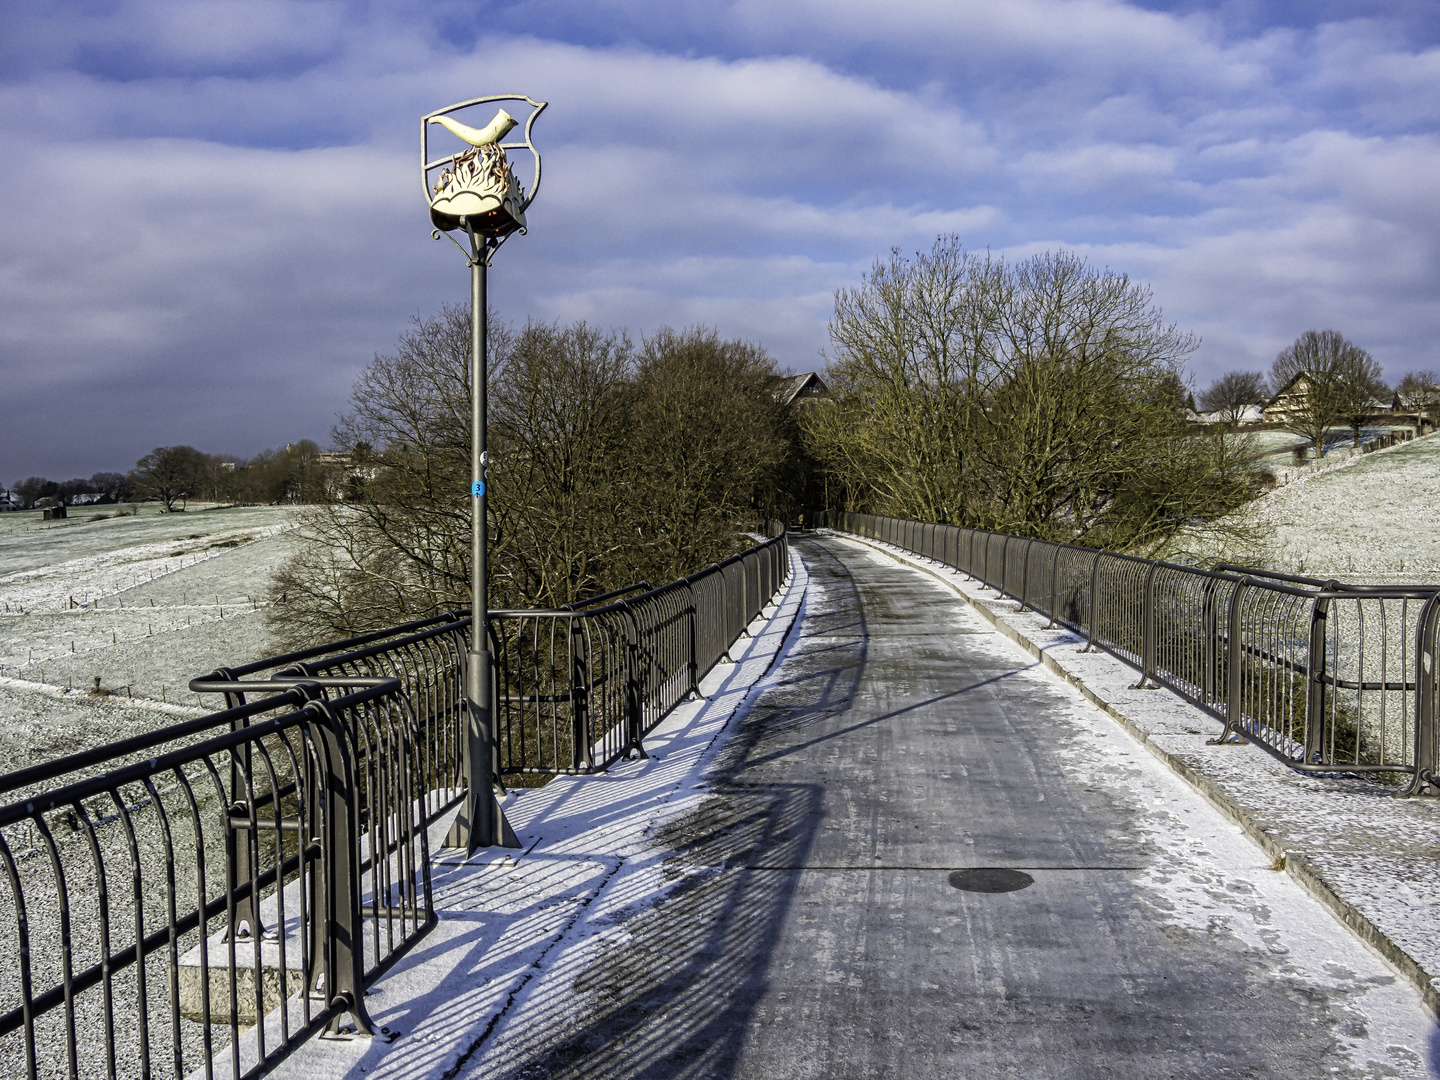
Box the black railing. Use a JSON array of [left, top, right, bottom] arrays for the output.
[[0, 679, 433, 1080], [0, 532, 792, 1078], [820, 511, 1440, 791], [490, 532, 791, 774]]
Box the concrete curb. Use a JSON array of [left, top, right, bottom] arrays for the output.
[[826, 529, 1440, 1021]]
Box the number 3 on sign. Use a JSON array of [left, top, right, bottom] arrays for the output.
[[471, 481, 485, 498]]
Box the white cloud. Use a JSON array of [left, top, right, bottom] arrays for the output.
[[1, 1, 1437, 474]]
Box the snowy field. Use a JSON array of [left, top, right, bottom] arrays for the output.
[[1237, 423, 1418, 481], [1244, 428, 1440, 581], [0, 504, 303, 774]]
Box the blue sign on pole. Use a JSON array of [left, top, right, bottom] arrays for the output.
[[472, 481, 485, 498]]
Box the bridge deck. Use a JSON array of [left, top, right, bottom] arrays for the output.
[[286, 534, 1437, 1079]]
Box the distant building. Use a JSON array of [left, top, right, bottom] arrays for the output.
[[318, 451, 379, 499], [1264, 372, 1404, 425], [772, 372, 831, 408], [1262, 372, 1314, 424], [0, 487, 17, 512]]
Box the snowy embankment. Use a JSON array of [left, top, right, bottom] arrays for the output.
[[1244, 428, 1440, 581], [0, 504, 303, 771]]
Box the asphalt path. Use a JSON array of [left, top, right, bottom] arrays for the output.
[[479, 534, 1438, 1079]]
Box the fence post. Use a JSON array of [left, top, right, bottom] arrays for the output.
[[1407, 594, 1440, 794], [1303, 585, 1339, 764], [1135, 562, 1159, 689], [1219, 577, 1252, 744], [1084, 551, 1103, 652]]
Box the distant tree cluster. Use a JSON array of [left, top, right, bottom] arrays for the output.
[[801, 237, 1267, 555], [127, 441, 330, 511], [268, 308, 806, 645], [8, 472, 129, 509], [1199, 331, 1434, 462], [10, 442, 332, 513]]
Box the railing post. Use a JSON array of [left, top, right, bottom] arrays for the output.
[[1046, 544, 1062, 629], [309, 698, 377, 1036], [1019, 537, 1035, 611], [620, 602, 648, 759], [1201, 576, 1219, 704], [1135, 561, 1159, 688], [1084, 551, 1103, 652], [1408, 593, 1440, 794], [570, 615, 593, 771], [1220, 577, 1252, 743], [682, 581, 701, 699], [1304, 584, 1339, 764]]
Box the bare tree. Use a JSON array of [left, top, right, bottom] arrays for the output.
[[130, 446, 204, 512], [1198, 371, 1267, 424], [1269, 330, 1383, 455], [807, 238, 998, 525], [490, 321, 634, 606], [1395, 370, 1440, 424], [807, 238, 1266, 554], [268, 308, 796, 645], [621, 327, 791, 582], [1337, 350, 1388, 447]]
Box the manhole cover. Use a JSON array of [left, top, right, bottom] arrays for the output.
[[948, 868, 1034, 893]]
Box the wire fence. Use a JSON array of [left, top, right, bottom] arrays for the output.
[[0, 532, 792, 1079], [818, 511, 1440, 791]]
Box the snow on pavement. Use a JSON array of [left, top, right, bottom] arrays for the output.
[[252, 549, 809, 1080], [846, 533, 1440, 1038]]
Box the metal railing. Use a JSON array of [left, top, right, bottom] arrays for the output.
[[819, 511, 1440, 792], [0, 678, 433, 1080], [0, 532, 792, 1078], [490, 532, 791, 774]]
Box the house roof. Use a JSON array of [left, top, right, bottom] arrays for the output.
[[772, 371, 830, 407]]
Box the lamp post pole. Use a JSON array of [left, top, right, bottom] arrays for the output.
[[449, 225, 511, 853], [424, 95, 544, 854]]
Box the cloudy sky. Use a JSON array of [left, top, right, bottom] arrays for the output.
[[2, 0, 1437, 480]]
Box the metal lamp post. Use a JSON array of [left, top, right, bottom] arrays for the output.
[[423, 94, 546, 853]]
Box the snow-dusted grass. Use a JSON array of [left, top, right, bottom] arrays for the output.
[[1247, 430, 1440, 581], [0, 505, 304, 773]]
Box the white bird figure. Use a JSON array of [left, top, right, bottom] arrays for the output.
[[428, 109, 518, 148]]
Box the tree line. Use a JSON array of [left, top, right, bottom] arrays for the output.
[[269, 314, 808, 645], [262, 233, 1417, 645], [7, 472, 129, 509], [9, 441, 333, 512], [798, 237, 1266, 555]]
